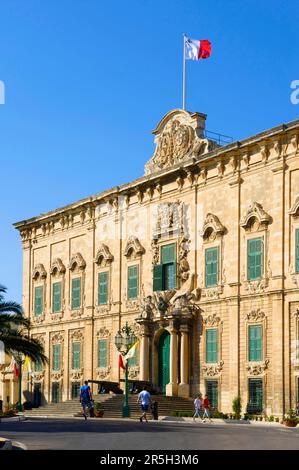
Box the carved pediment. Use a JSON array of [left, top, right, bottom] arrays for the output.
[[144, 109, 218, 175], [201, 213, 225, 240], [154, 201, 185, 237], [124, 236, 145, 258], [32, 264, 47, 280], [50, 258, 66, 275], [240, 202, 271, 230], [290, 196, 299, 216], [94, 244, 114, 266], [68, 253, 86, 270]]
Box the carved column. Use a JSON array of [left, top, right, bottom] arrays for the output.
[[166, 321, 178, 396], [136, 318, 151, 382], [178, 323, 190, 398]]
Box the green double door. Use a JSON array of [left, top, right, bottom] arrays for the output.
[[158, 331, 170, 393]]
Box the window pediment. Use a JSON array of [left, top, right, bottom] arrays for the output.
[[290, 196, 299, 217], [94, 244, 114, 266], [240, 202, 271, 231], [124, 236, 145, 258], [68, 253, 86, 271], [32, 264, 47, 280], [201, 213, 225, 240], [50, 258, 66, 275]]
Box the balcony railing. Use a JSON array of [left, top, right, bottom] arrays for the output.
[[204, 130, 233, 147]]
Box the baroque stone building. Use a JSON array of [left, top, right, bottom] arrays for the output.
[[12, 109, 299, 415]]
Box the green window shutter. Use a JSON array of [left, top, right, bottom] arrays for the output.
[[153, 264, 163, 291], [34, 286, 43, 316], [206, 329, 218, 363], [98, 339, 107, 368], [52, 282, 62, 313], [71, 278, 81, 310], [52, 344, 61, 371], [72, 342, 81, 370], [161, 243, 176, 264], [205, 247, 219, 287], [35, 358, 42, 372], [247, 238, 263, 280], [98, 272, 108, 305], [249, 325, 262, 362], [163, 262, 177, 290], [296, 229, 299, 273], [128, 265, 138, 299]]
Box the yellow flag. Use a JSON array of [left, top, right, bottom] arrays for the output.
[[125, 340, 140, 361]]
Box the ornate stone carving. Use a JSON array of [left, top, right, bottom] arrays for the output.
[[51, 371, 63, 381], [260, 143, 269, 164], [146, 187, 154, 201], [176, 176, 184, 191], [94, 244, 114, 266], [203, 361, 224, 377], [151, 239, 159, 265], [138, 295, 156, 320], [201, 286, 223, 299], [68, 253, 86, 270], [243, 278, 268, 294], [201, 213, 225, 240], [289, 196, 299, 216], [96, 366, 111, 380], [242, 153, 250, 170], [32, 372, 45, 382], [51, 332, 64, 344], [32, 264, 47, 280], [70, 370, 83, 381], [136, 189, 143, 204], [240, 201, 271, 230], [128, 366, 140, 380], [178, 236, 191, 283], [247, 359, 269, 376], [96, 327, 110, 339], [200, 167, 207, 183], [203, 314, 221, 326], [124, 236, 145, 258], [144, 109, 218, 175], [70, 329, 84, 342], [155, 183, 162, 197], [153, 201, 185, 238], [246, 308, 266, 322], [217, 161, 225, 178], [50, 258, 66, 275], [125, 299, 140, 311]]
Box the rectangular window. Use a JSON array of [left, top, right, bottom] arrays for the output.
[[296, 229, 299, 273], [35, 358, 42, 372], [248, 378, 263, 414], [34, 286, 43, 316], [205, 247, 219, 288], [52, 282, 62, 313], [98, 339, 108, 368], [247, 238, 263, 280], [71, 278, 81, 310], [128, 265, 138, 300], [72, 342, 81, 370], [51, 382, 60, 403], [162, 243, 176, 290], [206, 380, 218, 410], [98, 272, 108, 305], [52, 344, 61, 371], [248, 325, 262, 362], [206, 328, 218, 363]]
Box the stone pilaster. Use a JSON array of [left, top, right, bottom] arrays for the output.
[[178, 323, 190, 397], [166, 320, 178, 396]]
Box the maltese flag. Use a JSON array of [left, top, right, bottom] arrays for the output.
[[185, 37, 211, 61]]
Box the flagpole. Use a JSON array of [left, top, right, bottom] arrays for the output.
[[183, 33, 186, 110]]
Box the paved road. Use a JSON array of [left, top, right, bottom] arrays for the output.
[[0, 418, 299, 450]]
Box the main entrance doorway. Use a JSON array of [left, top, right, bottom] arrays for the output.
[[158, 330, 170, 393]]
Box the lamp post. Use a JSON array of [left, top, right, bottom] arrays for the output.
[[114, 323, 137, 418], [13, 352, 24, 413]]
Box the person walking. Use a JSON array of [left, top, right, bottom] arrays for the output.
[[80, 380, 93, 420], [137, 386, 151, 423], [193, 394, 202, 422], [202, 394, 212, 423]]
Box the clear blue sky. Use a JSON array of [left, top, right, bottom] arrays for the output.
[[0, 0, 298, 303]]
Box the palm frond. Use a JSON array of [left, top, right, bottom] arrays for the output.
[[1, 333, 48, 363], [0, 313, 29, 328], [0, 301, 23, 315]]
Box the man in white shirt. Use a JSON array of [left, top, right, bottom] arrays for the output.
[[193, 394, 203, 422], [137, 386, 151, 423]]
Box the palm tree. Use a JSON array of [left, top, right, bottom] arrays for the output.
[[0, 284, 47, 364]]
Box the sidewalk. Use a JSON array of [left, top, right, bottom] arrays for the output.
[[159, 416, 283, 427]]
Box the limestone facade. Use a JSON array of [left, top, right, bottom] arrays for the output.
[[12, 109, 299, 415]]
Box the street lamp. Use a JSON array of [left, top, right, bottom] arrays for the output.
[[13, 351, 24, 413], [114, 322, 137, 417]]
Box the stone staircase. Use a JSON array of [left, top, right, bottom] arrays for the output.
[[24, 394, 194, 419]]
